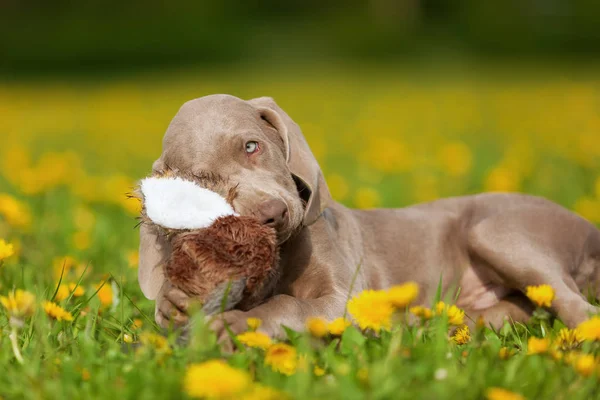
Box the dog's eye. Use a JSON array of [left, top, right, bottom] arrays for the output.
[[245, 141, 259, 154]]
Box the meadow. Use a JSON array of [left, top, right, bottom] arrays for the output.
[[1, 63, 600, 399]]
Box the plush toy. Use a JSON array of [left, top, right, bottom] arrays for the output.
[[138, 174, 279, 315]]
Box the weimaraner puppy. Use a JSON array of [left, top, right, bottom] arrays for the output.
[[139, 94, 600, 341]]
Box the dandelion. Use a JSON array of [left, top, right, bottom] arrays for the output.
[[498, 347, 513, 360], [452, 325, 471, 345], [68, 283, 85, 297], [486, 387, 525, 400], [265, 343, 298, 375], [43, 301, 74, 322], [353, 187, 381, 209], [0, 289, 36, 319], [127, 250, 139, 268], [527, 337, 550, 355], [328, 317, 352, 336], [306, 317, 328, 338], [410, 306, 432, 320], [435, 302, 465, 325], [573, 354, 597, 377], [131, 319, 143, 330], [238, 385, 284, 400], [95, 281, 113, 308], [184, 360, 251, 399], [386, 282, 419, 308], [236, 331, 272, 350], [139, 332, 172, 356], [54, 285, 70, 302], [555, 328, 583, 350], [123, 334, 134, 344], [0, 239, 15, 261], [577, 316, 600, 341], [0, 194, 31, 228], [525, 284, 554, 308], [313, 366, 325, 376], [348, 290, 394, 332]]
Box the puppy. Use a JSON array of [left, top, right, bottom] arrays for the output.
[[139, 94, 600, 342]]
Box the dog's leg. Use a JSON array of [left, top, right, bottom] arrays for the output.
[[465, 293, 535, 329], [467, 209, 599, 328]]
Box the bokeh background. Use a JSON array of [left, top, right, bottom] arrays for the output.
[[1, 0, 600, 289]]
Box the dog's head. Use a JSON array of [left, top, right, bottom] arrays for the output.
[[138, 95, 331, 300]]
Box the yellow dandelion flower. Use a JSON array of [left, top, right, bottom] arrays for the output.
[[127, 251, 139, 268], [68, 283, 85, 297], [54, 284, 70, 302], [265, 343, 298, 376], [573, 354, 597, 377], [486, 387, 525, 400], [348, 290, 394, 332], [555, 328, 583, 350], [525, 284, 554, 308], [0, 289, 36, 318], [527, 337, 550, 355], [139, 332, 172, 355], [435, 301, 446, 315], [95, 281, 113, 307], [313, 366, 325, 376], [499, 347, 513, 360], [72, 231, 91, 250], [577, 316, 600, 341], [123, 334, 134, 344], [354, 187, 381, 209], [0, 194, 31, 229], [81, 368, 91, 381], [386, 282, 419, 309], [184, 360, 251, 399], [43, 301, 74, 322], [306, 317, 328, 338], [236, 331, 272, 350], [410, 306, 433, 320], [328, 317, 352, 336], [447, 305, 465, 326], [452, 325, 471, 345], [246, 317, 262, 331], [131, 318, 143, 330], [550, 349, 563, 362], [437, 142, 473, 177], [0, 239, 15, 261], [239, 384, 285, 400]]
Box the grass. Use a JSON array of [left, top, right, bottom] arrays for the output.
[[1, 63, 600, 399]]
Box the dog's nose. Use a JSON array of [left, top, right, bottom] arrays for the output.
[[257, 199, 288, 228]]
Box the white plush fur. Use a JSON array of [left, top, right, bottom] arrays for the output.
[[140, 177, 236, 230]]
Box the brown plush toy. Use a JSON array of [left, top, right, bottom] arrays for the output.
[[138, 173, 279, 315]]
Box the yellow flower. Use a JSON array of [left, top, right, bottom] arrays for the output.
[[314, 366, 325, 376], [437, 142, 473, 177], [577, 316, 600, 341], [123, 334, 134, 344], [72, 231, 91, 250], [81, 368, 91, 381], [265, 343, 298, 375], [0, 239, 15, 261], [328, 317, 352, 336], [247, 317, 262, 331], [550, 349, 563, 362], [68, 283, 85, 297], [555, 328, 583, 350], [184, 360, 251, 399], [131, 319, 143, 330], [486, 387, 525, 400], [573, 354, 597, 377], [236, 332, 272, 350], [239, 384, 285, 400], [435, 302, 465, 325], [452, 325, 471, 345], [139, 332, 172, 355], [410, 306, 432, 320], [527, 337, 550, 355], [0, 194, 31, 228], [348, 290, 394, 332], [0, 289, 36, 318], [354, 187, 381, 209], [54, 285, 70, 302], [499, 347, 513, 360], [95, 281, 113, 307], [306, 317, 328, 338], [525, 284, 554, 308], [127, 251, 139, 268], [386, 282, 419, 309], [43, 301, 74, 322]]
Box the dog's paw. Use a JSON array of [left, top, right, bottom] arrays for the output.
[[156, 284, 191, 329], [209, 309, 251, 352]]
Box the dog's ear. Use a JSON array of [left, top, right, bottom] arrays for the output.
[[248, 97, 331, 226], [137, 158, 170, 300]]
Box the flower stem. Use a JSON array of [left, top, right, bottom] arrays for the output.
[[9, 326, 24, 364]]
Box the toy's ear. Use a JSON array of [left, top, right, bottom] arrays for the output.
[[247, 97, 331, 226]]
